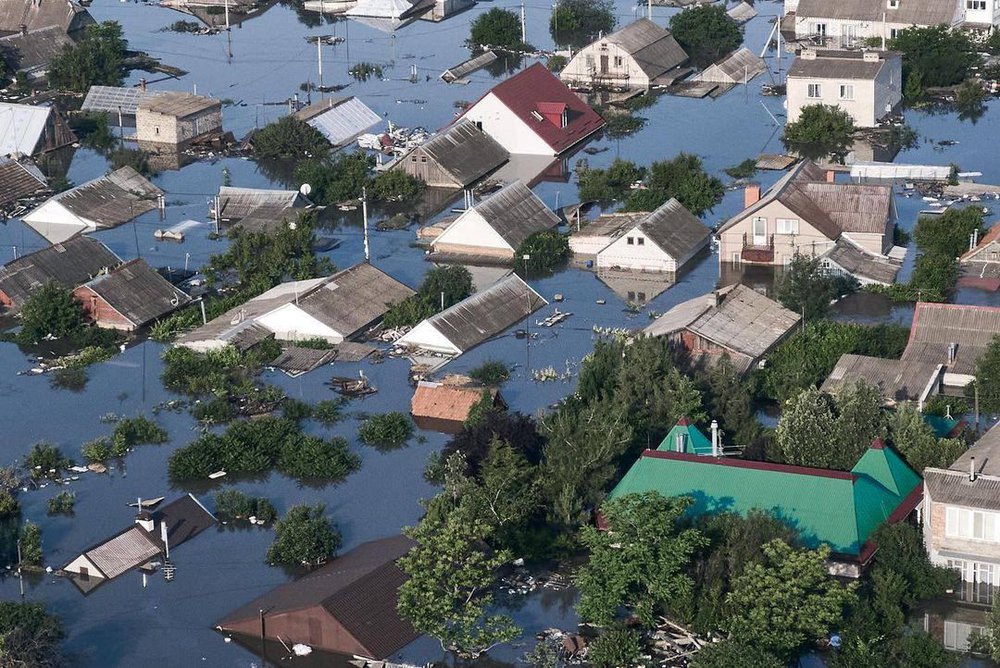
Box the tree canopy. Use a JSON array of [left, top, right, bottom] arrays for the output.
[[974, 334, 1000, 414], [669, 5, 742, 68], [576, 159, 645, 203], [550, 0, 616, 48], [888, 25, 979, 89], [622, 153, 724, 216], [782, 104, 856, 159], [888, 402, 967, 472], [382, 265, 473, 328], [252, 116, 330, 160], [18, 283, 85, 344], [516, 230, 569, 274], [775, 253, 857, 321], [266, 504, 341, 567], [0, 601, 64, 667], [469, 8, 529, 51], [49, 21, 127, 93]]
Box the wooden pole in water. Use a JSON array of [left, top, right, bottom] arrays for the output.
[[362, 187, 370, 262]]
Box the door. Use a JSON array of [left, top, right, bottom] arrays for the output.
[[600, 55, 609, 74], [752, 217, 767, 246], [843, 24, 858, 46]]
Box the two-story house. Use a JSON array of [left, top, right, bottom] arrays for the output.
[[787, 49, 902, 128], [716, 160, 896, 267], [787, 0, 963, 46]]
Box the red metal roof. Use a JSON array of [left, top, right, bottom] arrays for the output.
[[477, 63, 604, 154]]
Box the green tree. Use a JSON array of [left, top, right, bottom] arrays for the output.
[[700, 355, 762, 447], [293, 151, 374, 204], [550, 0, 615, 48], [983, 602, 1000, 664], [19, 521, 42, 568], [18, 283, 85, 344], [955, 79, 987, 121], [383, 265, 473, 328], [888, 403, 967, 472], [0, 601, 64, 667], [725, 540, 856, 659], [358, 412, 414, 449], [586, 625, 643, 668], [691, 640, 783, 668], [974, 334, 1000, 414], [49, 21, 127, 92], [266, 504, 340, 567], [782, 104, 856, 157], [465, 439, 540, 532], [397, 508, 518, 657], [622, 153, 724, 216], [914, 206, 985, 259], [889, 25, 978, 88], [252, 115, 330, 159], [576, 492, 707, 627], [370, 169, 424, 202], [776, 253, 857, 321], [469, 8, 528, 50], [516, 231, 569, 273], [576, 159, 645, 203], [669, 5, 742, 67]]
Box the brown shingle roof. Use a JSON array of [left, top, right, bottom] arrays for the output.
[[902, 302, 1000, 375], [0, 235, 120, 309]]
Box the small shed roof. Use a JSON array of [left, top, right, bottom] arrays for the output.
[[217, 186, 311, 221], [632, 197, 711, 261], [695, 47, 767, 84], [404, 120, 509, 187], [605, 18, 688, 79], [79, 259, 191, 327], [0, 235, 120, 309], [820, 354, 941, 404], [468, 180, 561, 249], [0, 25, 74, 75], [293, 97, 381, 147], [81, 86, 168, 115], [824, 239, 898, 285], [902, 302, 1000, 376], [25, 166, 163, 228], [0, 157, 47, 206], [727, 1, 757, 23], [411, 381, 495, 422], [138, 91, 220, 118], [0, 102, 51, 156], [219, 535, 421, 660]]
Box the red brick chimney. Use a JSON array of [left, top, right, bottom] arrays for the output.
[[826, 170, 836, 183], [744, 183, 761, 208]]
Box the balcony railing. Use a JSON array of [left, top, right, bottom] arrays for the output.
[[741, 232, 775, 263]]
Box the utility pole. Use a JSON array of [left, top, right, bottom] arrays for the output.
[[17, 539, 24, 599], [316, 36, 324, 92], [523, 254, 530, 373], [225, 0, 230, 30], [362, 187, 370, 262], [647, 0, 651, 21], [520, 0, 526, 45], [214, 195, 221, 235]]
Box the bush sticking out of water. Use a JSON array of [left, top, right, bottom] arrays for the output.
[[251, 115, 329, 160], [165, 20, 201, 32], [724, 158, 758, 181], [81, 438, 112, 464], [0, 492, 19, 519], [266, 504, 341, 567], [358, 412, 414, 450], [161, 342, 282, 399], [214, 489, 277, 524], [24, 444, 72, 481], [516, 230, 570, 274], [468, 360, 512, 386], [47, 491, 75, 516], [313, 399, 348, 426], [19, 522, 42, 569], [191, 397, 237, 425], [281, 399, 313, 423], [167, 417, 360, 482], [110, 416, 167, 456], [348, 62, 384, 81]]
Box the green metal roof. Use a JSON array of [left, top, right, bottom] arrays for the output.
[[609, 440, 920, 557], [656, 418, 713, 456]]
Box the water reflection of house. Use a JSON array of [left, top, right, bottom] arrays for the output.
[[922, 601, 989, 653], [217, 535, 421, 660], [610, 432, 922, 577], [644, 284, 800, 374], [960, 225, 1000, 291], [559, 19, 688, 90], [924, 423, 1000, 597], [596, 268, 675, 305], [159, 0, 279, 28]]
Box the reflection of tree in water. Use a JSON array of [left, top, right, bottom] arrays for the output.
[[278, 0, 327, 28], [482, 51, 523, 78], [254, 157, 300, 187]]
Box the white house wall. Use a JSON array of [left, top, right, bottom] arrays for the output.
[[432, 209, 514, 252], [461, 93, 554, 155], [64, 554, 104, 578], [569, 234, 614, 257], [596, 227, 678, 272], [255, 303, 345, 343], [396, 320, 461, 355], [23, 200, 96, 229], [561, 43, 651, 88]]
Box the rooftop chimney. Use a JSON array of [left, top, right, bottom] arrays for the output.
[[675, 432, 686, 453], [711, 419, 720, 457], [948, 342, 957, 364], [826, 170, 836, 183], [136, 509, 154, 533], [971, 456, 977, 482], [744, 183, 761, 208]]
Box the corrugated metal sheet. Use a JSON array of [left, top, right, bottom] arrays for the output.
[[902, 302, 1000, 375], [81, 86, 168, 115], [824, 239, 898, 284], [607, 18, 687, 79], [820, 353, 940, 403], [442, 50, 498, 83], [410, 120, 508, 187], [950, 421, 1000, 477], [0, 102, 50, 156], [294, 97, 380, 147], [695, 48, 767, 84], [345, 0, 413, 19], [788, 54, 886, 81], [471, 180, 561, 249], [217, 187, 310, 220]]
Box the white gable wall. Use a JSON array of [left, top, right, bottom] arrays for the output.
[[396, 319, 461, 355], [461, 93, 554, 155], [596, 227, 677, 273], [64, 553, 105, 579], [432, 209, 514, 252], [23, 200, 96, 229], [255, 303, 345, 343]]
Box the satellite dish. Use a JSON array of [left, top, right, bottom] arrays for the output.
[[299, 183, 312, 197]]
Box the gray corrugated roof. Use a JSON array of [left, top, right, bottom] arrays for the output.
[[902, 302, 1000, 375], [0, 157, 46, 206], [80, 259, 191, 327], [84, 526, 162, 579], [825, 239, 898, 284], [0, 235, 120, 309], [217, 187, 311, 221], [796, 0, 958, 26], [925, 468, 1000, 510], [470, 180, 560, 249], [643, 292, 710, 337], [0, 102, 51, 156], [25, 166, 162, 228], [607, 18, 687, 79], [696, 47, 767, 84], [81, 86, 168, 115], [0, 25, 74, 75], [636, 197, 711, 261], [820, 353, 940, 403], [727, 1, 757, 23], [294, 262, 415, 336], [417, 274, 546, 352], [138, 91, 220, 118], [0, 0, 94, 35], [950, 422, 1000, 477], [293, 97, 380, 147], [407, 120, 508, 187]]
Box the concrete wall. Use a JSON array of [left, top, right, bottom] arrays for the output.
[[561, 41, 651, 89], [461, 93, 554, 155], [135, 106, 222, 146], [718, 199, 838, 266]]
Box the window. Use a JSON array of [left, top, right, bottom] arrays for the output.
[[637, 291, 646, 301], [614, 56, 623, 67], [637, 237, 645, 246], [410, 156, 417, 162], [807, 83, 822, 98], [586, 55, 595, 69], [887, 0, 898, 7], [839, 84, 855, 100], [812, 22, 827, 36], [777, 218, 799, 235], [968, 0, 987, 9], [946, 507, 1000, 542], [420, 156, 427, 162], [732, 252, 741, 264], [627, 237, 634, 245], [627, 291, 635, 301]]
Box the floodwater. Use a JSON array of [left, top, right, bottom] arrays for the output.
[[1, 0, 1000, 665]]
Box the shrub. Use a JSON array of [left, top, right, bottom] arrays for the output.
[[17, 283, 85, 344], [24, 443, 72, 481], [293, 152, 373, 205], [889, 25, 978, 88], [468, 360, 512, 385], [516, 230, 569, 273], [577, 159, 644, 202], [81, 438, 112, 463], [669, 5, 742, 67], [359, 412, 414, 449], [622, 153, 724, 216], [0, 491, 19, 519], [277, 435, 359, 479], [370, 169, 424, 202], [252, 115, 329, 159], [47, 491, 75, 516], [214, 489, 277, 524], [724, 158, 758, 180], [587, 625, 644, 668], [109, 416, 167, 457], [266, 504, 341, 567], [348, 61, 384, 81], [383, 265, 474, 328], [19, 522, 42, 568], [49, 21, 127, 92], [782, 104, 856, 157], [281, 399, 314, 423], [469, 8, 529, 50], [313, 398, 347, 426]]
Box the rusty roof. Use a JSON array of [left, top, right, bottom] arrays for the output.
[[902, 302, 1000, 375], [960, 224, 1000, 263], [410, 381, 494, 422]]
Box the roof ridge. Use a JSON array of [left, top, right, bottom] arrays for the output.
[[640, 449, 857, 480]]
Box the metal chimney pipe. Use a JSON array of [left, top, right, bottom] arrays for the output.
[[711, 420, 720, 457], [971, 456, 977, 482]]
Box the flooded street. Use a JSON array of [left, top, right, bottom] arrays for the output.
[[1, 0, 1000, 665]]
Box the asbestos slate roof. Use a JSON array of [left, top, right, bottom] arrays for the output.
[[81, 86, 168, 115], [83, 525, 162, 579], [0, 25, 74, 75], [825, 239, 899, 285], [79, 259, 191, 327], [727, 1, 757, 23], [788, 51, 899, 81], [0, 102, 51, 156], [606, 18, 688, 79], [925, 468, 1000, 511], [0, 157, 46, 206], [138, 91, 220, 118], [902, 302, 1000, 375], [217, 186, 311, 221], [26, 166, 162, 228], [219, 535, 421, 660], [409, 120, 508, 187], [635, 197, 711, 261], [0, 0, 94, 35], [820, 353, 941, 403], [695, 47, 767, 84], [471, 180, 561, 249], [0, 235, 120, 309], [688, 285, 800, 358], [293, 97, 381, 147], [293, 262, 415, 336], [796, 0, 958, 26]]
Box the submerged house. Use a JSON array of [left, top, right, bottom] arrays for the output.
[[0, 103, 76, 158], [611, 437, 923, 576], [458, 63, 605, 156], [0, 25, 75, 81], [960, 226, 1000, 291], [0, 0, 94, 36], [410, 380, 505, 432], [396, 274, 546, 356], [559, 19, 688, 90], [786, 49, 902, 129], [62, 494, 216, 594], [178, 262, 414, 352], [821, 238, 899, 286], [429, 180, 560, 262], [135, 92, 223, 148], [0, 157, 47, 208], [392, 120, 508, 189], [293, 96, 381, 149], [693, 47, 767, 86], [23, 167, 163, 242], [644, 284, 801, 374], [213, 186, 313, 233], [717, 159, 895, 267], [900, 302, 1000, 394], [72, 259, 191, 331], [0, 236, 120, 312], [821, 354, 943, 407], [217, 535, 421, 660], [81, 85, 168, 116], [787, 0, 967, 46]]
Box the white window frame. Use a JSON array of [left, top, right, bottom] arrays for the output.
[[751, 217, 768, 245], [807, 83, 822, 99], [946, 506, 1000, 542], [839, 84, 855, 100], [811, 22, 827, 36], [967, 0, 987, 9], [776, 218, 799, 235]]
